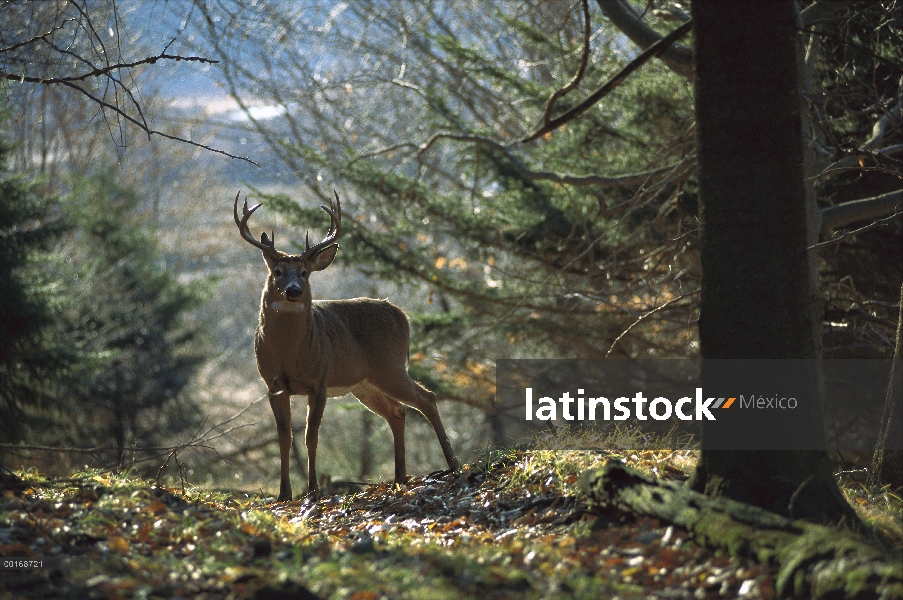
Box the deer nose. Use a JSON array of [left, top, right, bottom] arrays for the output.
[[285, 284, 303, 301]]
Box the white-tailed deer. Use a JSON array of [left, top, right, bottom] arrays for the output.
[[234, 191, 459, 500]]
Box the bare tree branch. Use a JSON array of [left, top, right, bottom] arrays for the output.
[[862, 103, 902, 152], [542, 0, 592, 128], [54, 79, 259, 165], [520, 20, 692, 144], [595, 0, 694, 79], [0, 19, 75, 55], [605, 289, 700, 358], [2, 1, 256, 165], [0, 51, 218, 85], [809, 209, 903, 251], [0, 395, 266, 470], [810, 144, 903, 180], [820, 189, 903, 234]]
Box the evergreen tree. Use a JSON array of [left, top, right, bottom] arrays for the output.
[[53, 172, 209, 462], [0, 102, 69, 447]]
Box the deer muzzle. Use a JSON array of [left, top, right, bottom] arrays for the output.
[[285, 283, 303, 301]]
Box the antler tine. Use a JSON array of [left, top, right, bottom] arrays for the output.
[[321, 191, 342, 239], [303, 191, 343, 258], [233, 192, 278, 255]]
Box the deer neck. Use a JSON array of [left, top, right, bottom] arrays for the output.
[[268, 299, 307, 314], [258, 285, 314, 345], [257, 286, 313, 368], [257, 287, 330, 392]]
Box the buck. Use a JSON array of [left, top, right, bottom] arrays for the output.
[[234, 191, 460, 500]]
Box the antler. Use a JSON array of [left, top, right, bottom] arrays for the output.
[[302, 191, 342, 258], [233, 192, 278, 256]]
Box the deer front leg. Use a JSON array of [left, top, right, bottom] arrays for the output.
[[269, 391, 293, 502], [305, 389, 327, 498]]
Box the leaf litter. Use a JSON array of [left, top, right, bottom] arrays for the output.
[[0, 442, 774, 600], [0, 422, 900, 600], [0, 450, 778, 600]]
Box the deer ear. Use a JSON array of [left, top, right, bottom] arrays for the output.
[[308, 243, 338, 272]]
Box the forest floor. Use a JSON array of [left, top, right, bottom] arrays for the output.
[[1, 436, 900, 600]]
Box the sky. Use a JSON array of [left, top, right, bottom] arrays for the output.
[[127, 1, 234, 111], [118, 0, 296, 181]]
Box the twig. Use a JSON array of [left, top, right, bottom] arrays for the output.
[[605, 290, 700, 358], [809, 144, 903, 181], [155, 448, 180, 487], [56, 80, 259, 165], [542, 0, 592, 127], [358, 132, 689, 189], [0, 52, 218, 85], [787, 474, 815, 520], [2, 394, 268, 473], [520, 20, 692, 144], [4, 34, 256, 165], [0, 443, 184, 454], [0, 19, 76, 54], [808, 209, 903, 251]]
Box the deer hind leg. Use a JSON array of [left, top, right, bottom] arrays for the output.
[[370, 375, 460, 472], [352, 383, 407, 484], [304, 390, 327, 498], [268, 391, 294, 502]]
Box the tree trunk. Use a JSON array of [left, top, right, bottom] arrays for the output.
[[688, 0, 857, 524], [872, 282, 903, 490]]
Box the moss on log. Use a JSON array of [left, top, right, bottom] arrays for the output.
[[578, 462, 902, 599]]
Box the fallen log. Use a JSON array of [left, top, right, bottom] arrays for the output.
[[578, 461, 902, 600]]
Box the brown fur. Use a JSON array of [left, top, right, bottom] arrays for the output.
[[239, 201, 459, 501]]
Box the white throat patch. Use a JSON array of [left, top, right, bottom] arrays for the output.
[[271, 301, 307, 313]]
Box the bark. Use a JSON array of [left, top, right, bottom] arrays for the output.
[[795, 1, 829, 417], [579, 462, 903, 600], [689, 0, 857, 524], [872, 282, 903, 490]]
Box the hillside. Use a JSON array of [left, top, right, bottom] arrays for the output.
[[2, 444, 900, 600]]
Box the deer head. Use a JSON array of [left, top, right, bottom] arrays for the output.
[[233, 191, 341, 307]]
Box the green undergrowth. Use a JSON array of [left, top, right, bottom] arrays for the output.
[[0, 463, 646, 599], [1, 427, 900, 599]]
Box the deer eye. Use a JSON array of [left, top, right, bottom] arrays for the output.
[[274, 268, 283, 277]]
